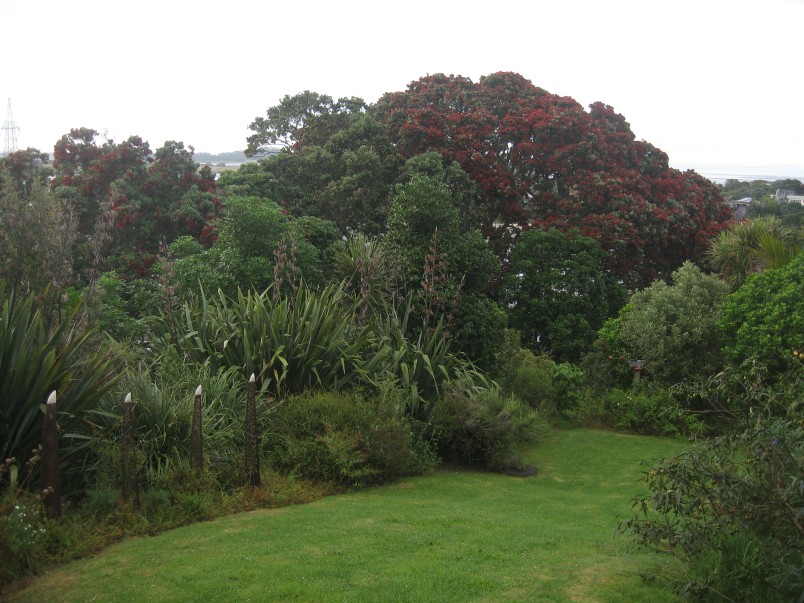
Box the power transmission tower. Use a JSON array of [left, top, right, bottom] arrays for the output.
[[3, 98, 20, 155]]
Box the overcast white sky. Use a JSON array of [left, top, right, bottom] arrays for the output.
[[2, 0, 802, 180]]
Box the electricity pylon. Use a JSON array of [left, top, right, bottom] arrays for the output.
[[2, 98, 20, 155]]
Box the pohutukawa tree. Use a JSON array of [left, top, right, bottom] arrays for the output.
[[51, 129, 220, 277], [372, 72, 733, 288]]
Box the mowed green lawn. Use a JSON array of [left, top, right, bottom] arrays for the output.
[[9, 429, 689, 602]]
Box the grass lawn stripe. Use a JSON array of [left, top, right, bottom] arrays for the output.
[[9, 428, 689, 602]]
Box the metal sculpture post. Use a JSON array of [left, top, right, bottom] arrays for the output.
[[41, 391, 61, 518], [628, 359, 645, 383]]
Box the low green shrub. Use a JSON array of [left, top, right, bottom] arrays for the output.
[[142, 488, 172, 522], [510, 350, 555, 411], [265, 390, 436, 487], [0, 494, 49, 584], [82, 488, 120, 518], [428, 383, 546, 471], [578, 387, 701, 437], [671, 357, 802, 427]]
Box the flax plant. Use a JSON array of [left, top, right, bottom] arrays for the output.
[[0, 283, 119, 482], [161, 282, 367, 396]]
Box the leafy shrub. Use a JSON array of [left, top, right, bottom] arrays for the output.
[[615, 262, 729, 387], [580, 309, 634, 392], [0, 494, 50, 585], [719, 253, 804, 377], [510, 351, 555, 411], [621, 403, 803, 602], [175, 491, 214, 522], [671, 358, 802, 427], [578, 387, 701, 437], [142, 489, 172, 522], [551, 362, 585, 418], [428, 383, 545, 471], [265, 390, 436, 487]]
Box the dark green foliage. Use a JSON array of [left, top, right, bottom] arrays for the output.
[[246, 93, 402, 235], [719, 253, 804, 377], [621, 400, 803, 602], [450, 292, 507, 372], [214, 195, 323, 293], [83, 487, 121, 518], [504, 228, 624, 364], [265, 390, 437, 487], [216, 162, 280, 200], [385, 172, 502, 367], [428, 383, 545, 471], [97, 272, 159, 341], [496, 342, 556, 412]]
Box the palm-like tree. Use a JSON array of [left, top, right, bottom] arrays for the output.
[[706, 217, 801, 289]]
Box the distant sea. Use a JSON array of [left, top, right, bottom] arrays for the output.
[[674, 164, 804, 184]]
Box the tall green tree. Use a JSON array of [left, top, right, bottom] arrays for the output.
[[0, 176, 76, 314], [385, 173, 504, 369], [246, 91, 367, 154], [504, 228, 624, 363], [244, 93, 403, 235]]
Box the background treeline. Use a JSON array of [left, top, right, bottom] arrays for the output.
[[1, 71, 802, 601]]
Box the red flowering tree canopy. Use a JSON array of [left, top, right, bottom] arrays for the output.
[[52, 129, 220, 277], [372, 72, 732, 288]]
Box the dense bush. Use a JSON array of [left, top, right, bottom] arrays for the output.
[[719, 253, 803, 377], [428, 384, 546, 471], [671, 357, 803, 428], [504, 228, 625, 364], [264, 390, 437, 487], [159, 282, 365, 395], [621, 401, 803, 602], [551, 362, 585, 419], [580, 308, 635, 392], [613, 262, 730, 387], [577, 387, 701, 437]]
